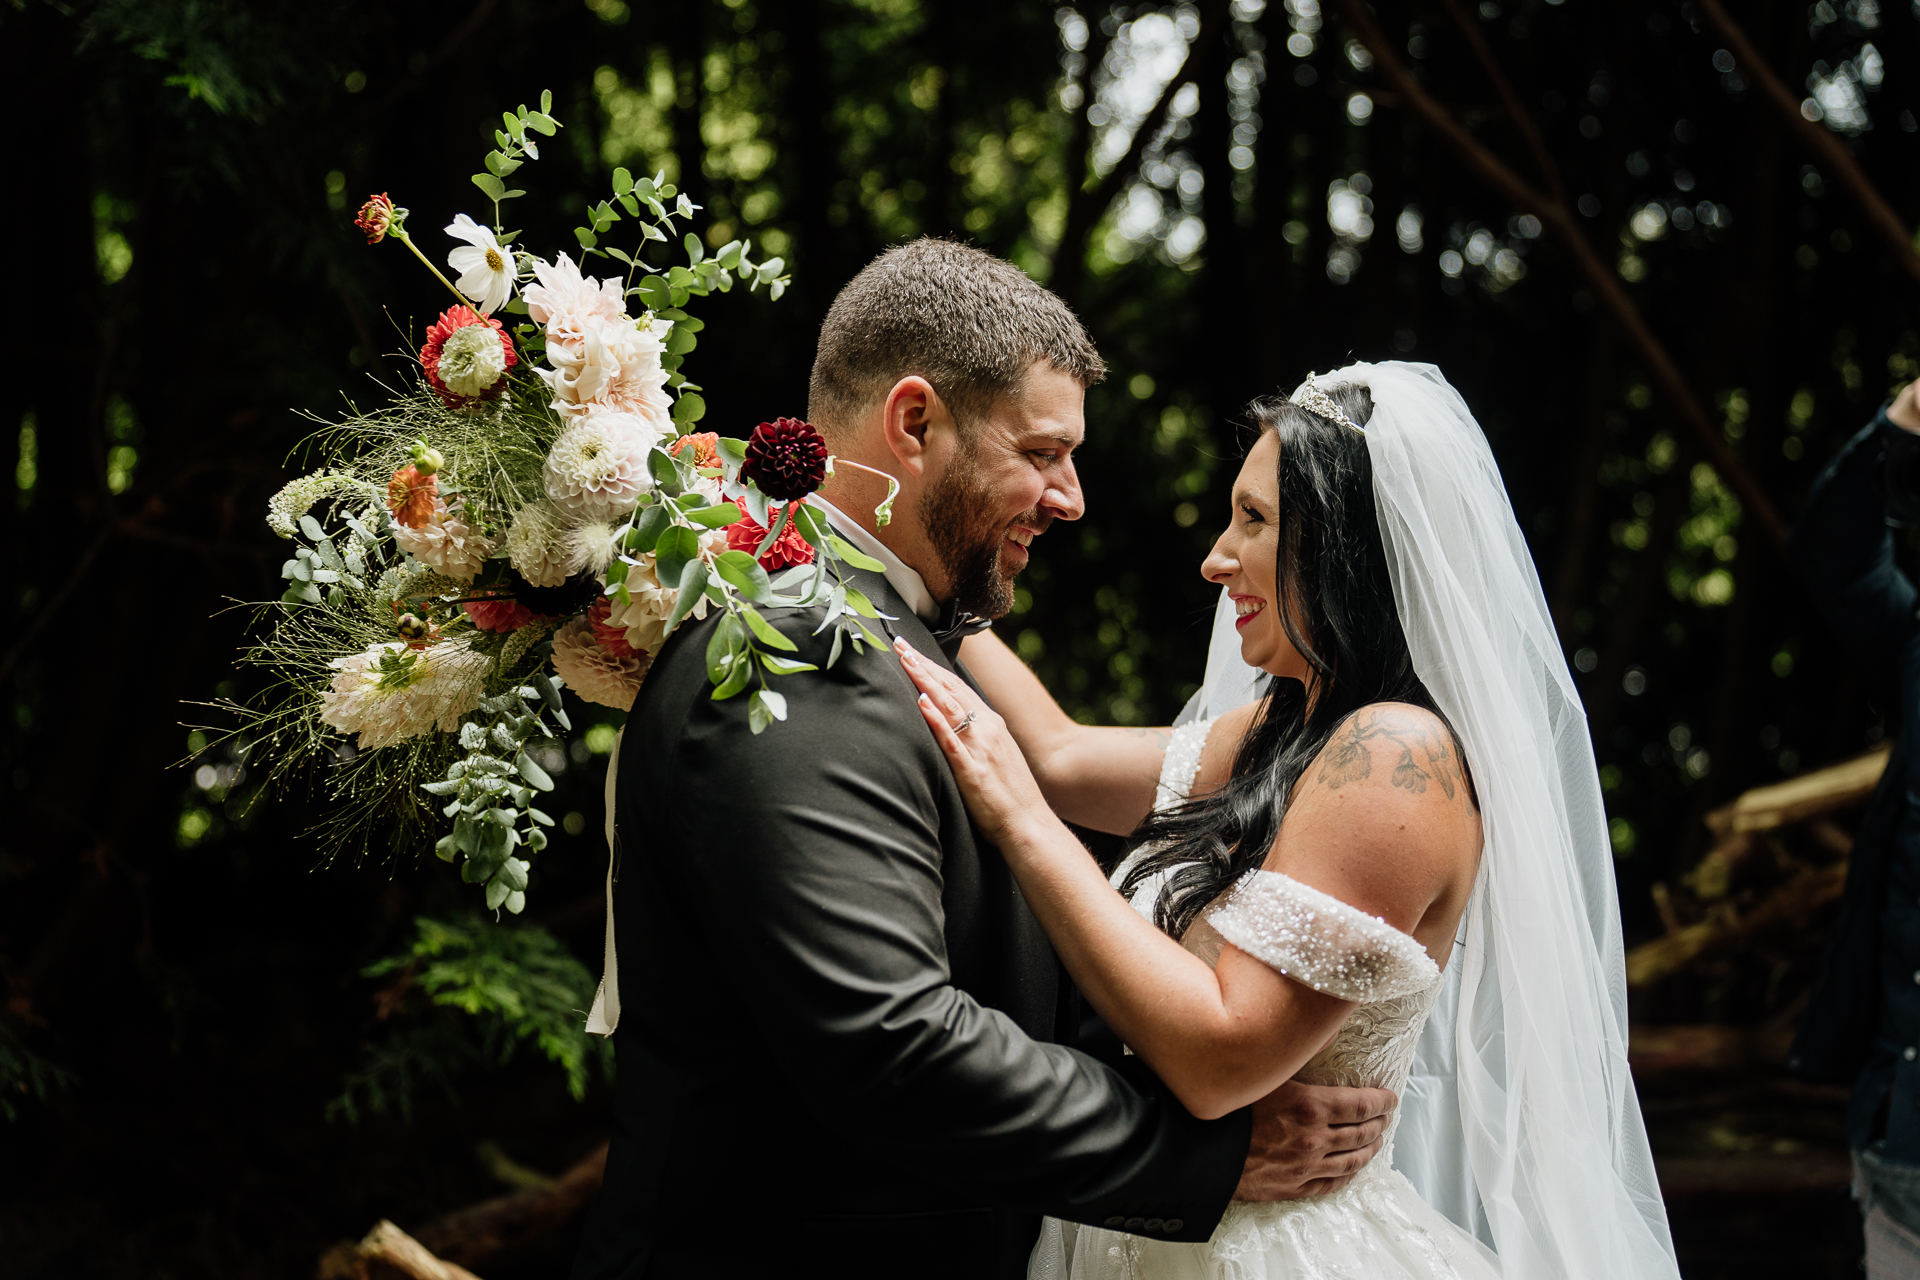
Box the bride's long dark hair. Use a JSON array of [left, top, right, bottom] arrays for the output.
[[1120, 383, 1454, 939]]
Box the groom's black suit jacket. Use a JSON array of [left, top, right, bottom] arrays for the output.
[[571, 563, 1251, 1280]]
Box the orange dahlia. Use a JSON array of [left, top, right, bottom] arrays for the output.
[[387, 465, 439, 528]]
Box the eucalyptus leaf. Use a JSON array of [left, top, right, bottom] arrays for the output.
[[828, 535, 886, 573], [653, 525, 700, 586], [713, 553, 773, 604], [738, 602, 797, 650], [629, 503, 672, 552]]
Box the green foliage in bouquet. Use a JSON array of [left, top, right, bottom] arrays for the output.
[[328, 913, 611, 1123], [198, 93, 901, 916]]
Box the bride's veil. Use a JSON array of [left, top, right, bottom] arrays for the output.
[[1190, 362, 1677, 1277]]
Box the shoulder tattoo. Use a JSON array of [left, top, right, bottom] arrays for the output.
[[1125, 726, 1172, 749], [1315, 708, 1461, 801]]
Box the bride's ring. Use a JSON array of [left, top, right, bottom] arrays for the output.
[[954, 711, 976, 734]]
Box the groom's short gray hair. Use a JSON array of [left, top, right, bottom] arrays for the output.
[[808, 238, 1105, 439]]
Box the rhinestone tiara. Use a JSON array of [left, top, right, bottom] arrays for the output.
[[1289, 373, 1362, 432]]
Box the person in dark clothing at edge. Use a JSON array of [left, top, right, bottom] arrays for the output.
[[1793, 378, 1920, 1279]]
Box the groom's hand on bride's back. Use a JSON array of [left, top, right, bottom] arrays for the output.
[[1232, 1079, 1397, 1201]]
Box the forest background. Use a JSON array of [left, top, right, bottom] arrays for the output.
[[3, 0, 1915, 1275]]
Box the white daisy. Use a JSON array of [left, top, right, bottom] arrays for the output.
[[445, 213, 516, 315]]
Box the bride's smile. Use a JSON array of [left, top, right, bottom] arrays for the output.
[[1201, 431, 1312, 689]]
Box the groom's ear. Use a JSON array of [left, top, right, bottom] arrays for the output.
[[879, 375, 953, 478]]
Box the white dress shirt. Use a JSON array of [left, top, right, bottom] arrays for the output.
[[808, 495, 939, 622]]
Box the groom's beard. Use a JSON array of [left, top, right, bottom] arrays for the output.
[[921, 453, 1047, 620]]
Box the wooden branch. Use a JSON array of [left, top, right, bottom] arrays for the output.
[[1049, 0, 1232, 303], [1434, 0, 1565, 205], [1704, 744, 1888, 836], [1340, 0, 1790, 553], [315, 1142, 607, 1279], [317, 1221, 484, 1280], [1692, 0, 1920, 289], [1625, 860, 1846, 987], [1685, 746, 1882, 896], [412, 1141, 608, 1267]]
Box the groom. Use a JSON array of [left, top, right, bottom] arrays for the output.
[[571, 238, 1396, 1280]]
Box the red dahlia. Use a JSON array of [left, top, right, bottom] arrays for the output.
[[726, 497, 816, 572], [741, 418, 829, 501]]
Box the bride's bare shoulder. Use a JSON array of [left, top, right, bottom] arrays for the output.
[[1308, 702, 1472, 810], [1274, 702, 1479, 930]]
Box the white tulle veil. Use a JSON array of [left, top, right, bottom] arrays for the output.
[[1190, 362, 1677, 1277]]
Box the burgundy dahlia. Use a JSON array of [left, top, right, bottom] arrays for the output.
[[742, 417, 829, 502]]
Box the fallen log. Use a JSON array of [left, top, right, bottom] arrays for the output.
[[316, 1141, 608, 1279], [1626, 861, 1848, 988], [1704, 746, 1889, 836], [414, 1140, 609, 1266], [317, 1221, 484, 1280], [1686, 747, 1884, 899]]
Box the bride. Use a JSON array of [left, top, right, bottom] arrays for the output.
[[895, 362, 1679, 1278]]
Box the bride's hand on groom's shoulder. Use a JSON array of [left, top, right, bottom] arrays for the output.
[[1233, 1079, 1398, 1202], [896, 638, 1053, 849]]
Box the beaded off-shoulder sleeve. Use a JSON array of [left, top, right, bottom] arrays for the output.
[[1205, 870, 1440, 1003]]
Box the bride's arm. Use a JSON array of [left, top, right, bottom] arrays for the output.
[[902, 640, 1475, 1120], [956, 630, 1169, 834]]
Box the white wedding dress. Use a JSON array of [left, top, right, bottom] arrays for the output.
[[1029, 719, 1502, 1280]]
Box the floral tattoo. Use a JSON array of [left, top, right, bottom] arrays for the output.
[[1316, 710, 1461, 801]]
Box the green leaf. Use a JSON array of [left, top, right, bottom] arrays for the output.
[[605, 246, 636, 266], [759, 653, 820, 676], [541, 88, 554, 114], [756, 256, 786, 280], [665, 325, 698, 355], [757, 689, 789, 722], [515, 752, 555, 792], [473, 172, 507, 201], [715, 552, 775, 604], [532, 671, 564, 713], [663, 559, 709, 637], [684, 232, 705, 264], [711, 649, 754, 700], [574, 226, 598, 249], [748, 692, 773, 735], [843, 585, 882, 618], [633, 177, 657, 200], [612, 166, 634, 195], [717, 436, 748, 464], [672, 393, 707, 424], [667, 264, 698, 288], [629, 503, 672, 553], [717, 240, 744, 269], [654, 525, 700, 586], [828, 535, 886, 573], [791, 502, 832, 546], [648, 446, 681, 491], [686, 502, 744, 530], [636, 275, 672, 310], [706, 612, 745, 684], [485, 876, 511, 910], [738, 602, 798, 650], [526, 111, 559, 136]]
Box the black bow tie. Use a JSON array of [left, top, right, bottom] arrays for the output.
[[927, 600, 993, 661]]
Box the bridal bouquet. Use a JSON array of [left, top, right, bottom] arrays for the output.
[[210, 93, 896, 915]]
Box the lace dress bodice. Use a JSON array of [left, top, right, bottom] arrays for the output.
[[1034, 720, 1495, 1279]]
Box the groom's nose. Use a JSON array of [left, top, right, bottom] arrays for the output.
[[1039, 460, 1085, 522]]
